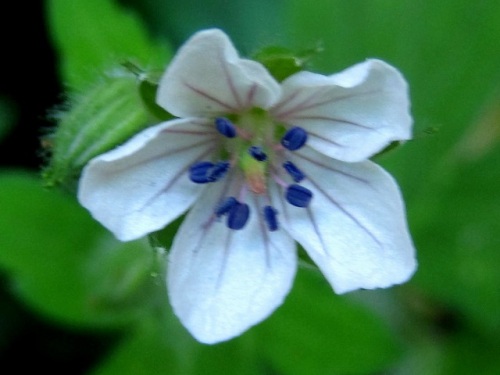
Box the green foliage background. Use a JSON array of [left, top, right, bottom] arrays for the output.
[[1, 0, 499, 374]]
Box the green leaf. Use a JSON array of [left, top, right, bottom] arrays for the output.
[[47, 0, 171, 89], [412, 147, 500, 333], [438, 332, 500, 375], [90, 317, 178, 375], [92, 311, 260, 375], [256, 268, 400, 375], [123, 0, 287, 54], [253, 46, 319, 82], [392, 330, 500, 375], [0, 172, 165, 328]]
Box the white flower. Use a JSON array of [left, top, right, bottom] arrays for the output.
[[78, 29, 416, 344]]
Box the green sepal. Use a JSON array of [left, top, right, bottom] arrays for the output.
[[372, 140, 404, 159], [121, 62, 173, 122], [139, 79, 173, 122], [253, 45, 322, 82], [43, 70, 156, 189]]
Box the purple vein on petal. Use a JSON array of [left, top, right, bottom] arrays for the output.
[[135, 144, 216, 213], [272, 90, 321, 119], [252, 194, 272, 269], [274, 89, 382, 120], [199, 171, 237, 231], [292, 152, 371, 185], [305, 205, 329, 256], [194, 172, 236, 255], [292, 115, 375, 131], [271, 90, 301, 113], [305, 130, 346, 148], [277, 186, 291, 227], [183, 81, 237, 112], [162, 127, 218, 136], [216, 229, 234, 290], [219, 52, 243, 108], [245, 83, 258, 108], [306, 177, 383, 248], [185, 211, 219, 276], [107, 137, 217, 175]]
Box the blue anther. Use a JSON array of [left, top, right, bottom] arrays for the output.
[[227, 202, 250, 230], [281, 126, 308, 151], [215, 197, 238, 217], [282, 161, 305, 182], [263, 206, 279, 231], [215, 117, 237, 138], [189, 161, 214, 183], [285, 184, 313, 208], [208, 161, 230, 181], [248, 146, 268, 161]]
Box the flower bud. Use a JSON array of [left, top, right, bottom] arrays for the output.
[[43, 72, 154, 188]]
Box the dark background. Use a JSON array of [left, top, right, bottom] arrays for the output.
[[0, 3, 115, 373]]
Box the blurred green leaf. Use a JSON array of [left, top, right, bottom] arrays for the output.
[[412, 147, 500, 333], [394, 330, 500, 375], [256, 268, 400, 375], [438, 332, 500, 375], [92, 311, 260, 375], [286, 0, 500, 198], [0, 172, 165, 328], [121, 0, 287, 54], [91, 317, 177, 375], [47, 0, 171, 89]]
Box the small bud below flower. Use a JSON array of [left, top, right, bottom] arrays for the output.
[[43, 73, 151, 188], [281, 127, 308, 151], [227, 202, 250, 230], [189, 161, 214, 183], [248, 146, 267, 161], [285, 184, 313, 207], [282, 161, 305, 182], [263, 206, 279, 231], [215, 117, 237, 138]]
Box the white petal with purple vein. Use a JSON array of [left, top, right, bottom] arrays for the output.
[[78, 119, 217, 241], [274, 146, 416, 294], [168, 179, 296, 344], [273, 59, 412, 162], [157, 29, 281, 118]]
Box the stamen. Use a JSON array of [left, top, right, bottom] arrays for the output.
[[215, 196, 238, 217], [227, 202, 250, 230], [282, 161, 305, 182], [263, 206, 279, 231], [189, 161, 214, 183], [248, 146, 267, 161], [215, 117, 237, 138], [285, 184, 313, 207], [208, 161, 230, 181], [281, 126, 308, 151]]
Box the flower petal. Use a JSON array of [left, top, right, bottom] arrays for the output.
[[274, 147, 416, 294], [157, 29, 281, 118], [168, 178, 296, 344], [78, 119, 217, 241], [273, 59, 412, 162]]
